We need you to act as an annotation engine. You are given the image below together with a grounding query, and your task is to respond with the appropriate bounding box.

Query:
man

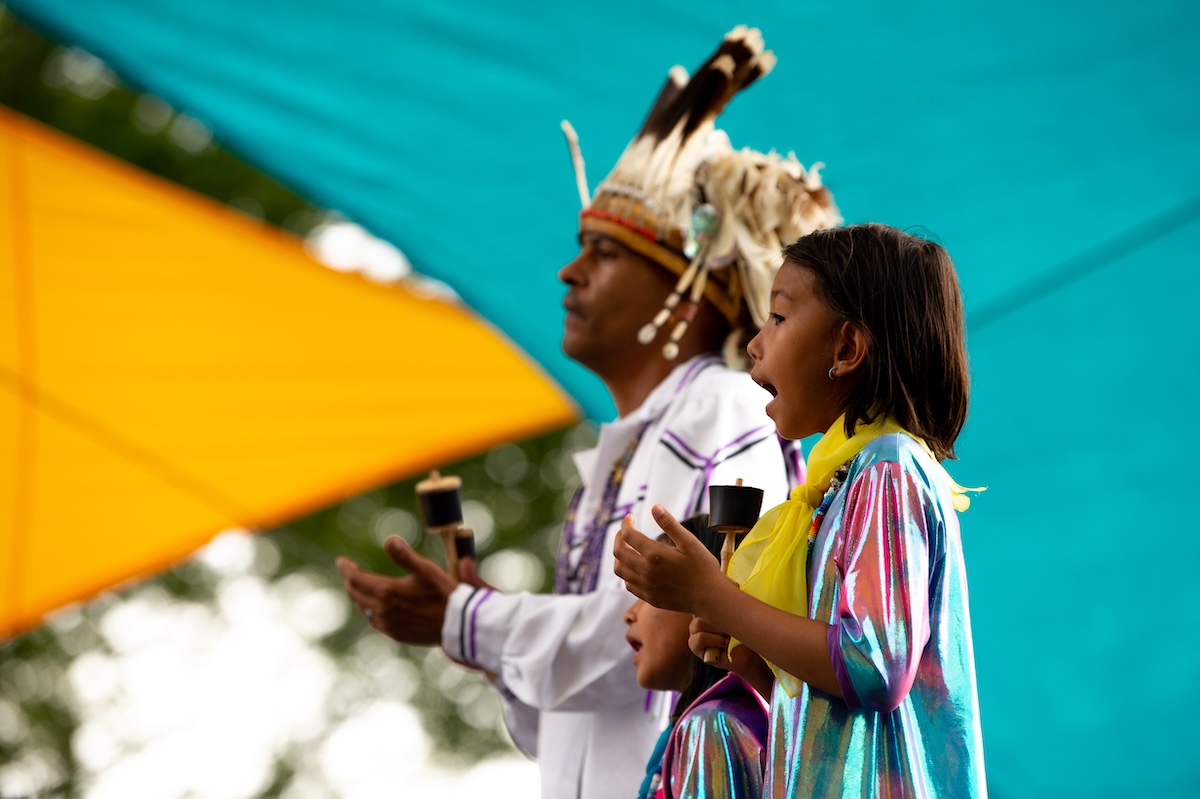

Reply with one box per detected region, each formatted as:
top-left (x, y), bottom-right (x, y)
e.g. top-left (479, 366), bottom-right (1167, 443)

top-left (337, 26), bottom-right (840, 799)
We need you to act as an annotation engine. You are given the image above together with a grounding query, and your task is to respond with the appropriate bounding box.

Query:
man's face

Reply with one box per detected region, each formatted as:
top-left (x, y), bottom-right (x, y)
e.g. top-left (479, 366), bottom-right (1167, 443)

top-left (558, 231), bottom-right (674, 375)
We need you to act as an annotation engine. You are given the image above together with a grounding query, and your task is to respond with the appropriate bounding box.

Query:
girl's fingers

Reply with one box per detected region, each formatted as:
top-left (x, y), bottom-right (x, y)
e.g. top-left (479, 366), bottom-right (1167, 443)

top-left (689, 614), bottom-right (726, 637)
top-left (613, 518), bottom-right (646, 569)
top-left (615, 511), bottom-right (708, 613)
top-left (616, 513), bottom-right (656, 555)
top-left (689, 630), bottom-right (732, 667)
top-left (650, 504), bottom-right (690, 549)
top-left (613, 519), bottom-right (652, 598)
top-left (651, 505), bottom-right (718, 573)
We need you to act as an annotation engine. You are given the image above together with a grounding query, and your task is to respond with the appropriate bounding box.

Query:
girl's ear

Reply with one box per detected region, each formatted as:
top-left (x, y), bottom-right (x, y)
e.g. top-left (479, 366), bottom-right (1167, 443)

top-left (832, 321), bottom-right (869, 377)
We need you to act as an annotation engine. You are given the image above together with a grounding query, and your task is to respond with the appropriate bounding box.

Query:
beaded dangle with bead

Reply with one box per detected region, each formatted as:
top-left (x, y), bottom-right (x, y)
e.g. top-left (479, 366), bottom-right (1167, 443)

top-left (637, 203), bottom-right (723, 360)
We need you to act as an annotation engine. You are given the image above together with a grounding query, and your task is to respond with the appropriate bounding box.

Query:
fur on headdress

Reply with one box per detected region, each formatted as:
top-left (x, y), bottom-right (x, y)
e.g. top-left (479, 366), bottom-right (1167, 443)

top-left (562, 25), bottom-right (841, 367)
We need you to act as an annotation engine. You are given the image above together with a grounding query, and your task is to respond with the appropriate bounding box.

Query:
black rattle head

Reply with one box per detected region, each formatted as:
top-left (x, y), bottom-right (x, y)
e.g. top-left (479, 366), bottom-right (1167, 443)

top-left (415, 470), bottom-right (463, 532)
top-left (708, 482), bottom-right (764, 534)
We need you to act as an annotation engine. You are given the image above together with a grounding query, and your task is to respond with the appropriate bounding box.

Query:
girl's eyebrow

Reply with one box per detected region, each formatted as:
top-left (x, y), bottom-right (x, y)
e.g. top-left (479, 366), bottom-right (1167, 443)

top-left (770, 288), bottom-right (792, 301)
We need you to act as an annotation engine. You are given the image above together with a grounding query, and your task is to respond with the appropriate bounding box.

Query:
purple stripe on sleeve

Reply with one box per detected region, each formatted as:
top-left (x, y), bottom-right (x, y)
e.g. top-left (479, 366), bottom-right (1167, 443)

top-left (827, 622), bottom-right (862, 709)
top-left (468, 589), bottom-right (495, 664)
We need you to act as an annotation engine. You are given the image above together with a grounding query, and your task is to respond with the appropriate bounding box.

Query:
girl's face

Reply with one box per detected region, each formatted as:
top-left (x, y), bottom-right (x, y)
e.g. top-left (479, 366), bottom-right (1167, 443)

top-left (623, 598), bottom-right (694, 692)
top-left (747, 261), bottom-right (844, 440)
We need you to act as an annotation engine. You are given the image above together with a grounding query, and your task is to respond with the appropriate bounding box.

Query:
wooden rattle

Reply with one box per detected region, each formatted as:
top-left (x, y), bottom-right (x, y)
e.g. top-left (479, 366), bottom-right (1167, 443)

top-left (703, 478), bottom-right (764, 664)
top-left (415, 470), bottom-right (472, 574)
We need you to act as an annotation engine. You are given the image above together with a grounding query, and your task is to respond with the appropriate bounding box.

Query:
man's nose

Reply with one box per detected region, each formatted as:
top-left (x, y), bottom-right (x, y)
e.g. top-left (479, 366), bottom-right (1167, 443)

top-left (558, 252), bottom-right (587, 285)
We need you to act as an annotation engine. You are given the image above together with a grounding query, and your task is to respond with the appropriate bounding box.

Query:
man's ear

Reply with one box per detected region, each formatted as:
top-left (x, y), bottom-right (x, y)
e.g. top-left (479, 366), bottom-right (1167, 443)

top-left (832, 321), bottom-right (869, 377)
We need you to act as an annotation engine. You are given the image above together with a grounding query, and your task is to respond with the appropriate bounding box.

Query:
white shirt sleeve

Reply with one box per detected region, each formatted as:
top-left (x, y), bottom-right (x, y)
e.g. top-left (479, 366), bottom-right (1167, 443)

top-left (486, 672), bottom-right (540, 757)
top-left (444, 580), bottom-right (641, 713)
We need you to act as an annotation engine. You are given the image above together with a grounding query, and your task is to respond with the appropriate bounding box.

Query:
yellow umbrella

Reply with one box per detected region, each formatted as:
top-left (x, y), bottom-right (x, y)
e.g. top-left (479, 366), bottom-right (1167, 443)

top-left (0, 107), bottom-right (577, 637)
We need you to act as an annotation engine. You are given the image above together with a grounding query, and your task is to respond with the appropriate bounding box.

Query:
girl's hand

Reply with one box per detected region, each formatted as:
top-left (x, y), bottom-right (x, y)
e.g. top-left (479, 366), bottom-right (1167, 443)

top-left (731, 646), bottom-right (776, 700)
top-left (613, 504), bottom-right (728, 617)
top-left (688, 615), bottom-right (734, 670)
top-left (689, 615), bottom-right (775, 699)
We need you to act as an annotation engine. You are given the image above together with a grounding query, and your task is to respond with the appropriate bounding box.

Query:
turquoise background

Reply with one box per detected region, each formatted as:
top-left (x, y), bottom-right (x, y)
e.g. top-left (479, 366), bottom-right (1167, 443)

top-left (8, 1), bottom-right (1199, 795)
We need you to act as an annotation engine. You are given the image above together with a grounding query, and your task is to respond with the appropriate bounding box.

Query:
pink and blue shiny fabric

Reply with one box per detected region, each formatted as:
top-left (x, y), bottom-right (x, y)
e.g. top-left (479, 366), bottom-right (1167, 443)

top-left (767, 433), bottom-right (986, 798)
top-left (659, 674), bottom-right (769, 799)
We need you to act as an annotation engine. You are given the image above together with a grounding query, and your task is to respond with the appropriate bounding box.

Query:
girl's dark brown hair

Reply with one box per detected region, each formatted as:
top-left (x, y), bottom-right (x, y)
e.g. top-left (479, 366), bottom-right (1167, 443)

top-left (782, 224), bottom-right (970, 460)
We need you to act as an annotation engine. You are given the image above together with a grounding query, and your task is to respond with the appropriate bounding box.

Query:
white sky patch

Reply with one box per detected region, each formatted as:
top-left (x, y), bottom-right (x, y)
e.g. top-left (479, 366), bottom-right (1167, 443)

top-left (304, 216), bottom-right (461, 301)
top-left (305, 219), bottom-right (413, 283)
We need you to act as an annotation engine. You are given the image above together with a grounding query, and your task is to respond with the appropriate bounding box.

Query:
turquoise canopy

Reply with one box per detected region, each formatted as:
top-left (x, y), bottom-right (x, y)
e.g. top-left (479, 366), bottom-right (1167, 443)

top-left (7, 0), bottom-right (1199, 795)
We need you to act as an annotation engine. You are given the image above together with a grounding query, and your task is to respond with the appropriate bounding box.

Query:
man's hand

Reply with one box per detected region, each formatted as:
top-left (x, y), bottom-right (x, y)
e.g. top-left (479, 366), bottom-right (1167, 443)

top-left (455, 555), bottom-right (494, 590)
top-left (337, 537), bottom-right (458, 646)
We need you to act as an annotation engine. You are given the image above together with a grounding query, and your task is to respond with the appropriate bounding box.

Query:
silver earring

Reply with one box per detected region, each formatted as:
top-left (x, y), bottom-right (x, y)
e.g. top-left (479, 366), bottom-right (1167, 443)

top-left (828, 365), bottom-right (837, 380)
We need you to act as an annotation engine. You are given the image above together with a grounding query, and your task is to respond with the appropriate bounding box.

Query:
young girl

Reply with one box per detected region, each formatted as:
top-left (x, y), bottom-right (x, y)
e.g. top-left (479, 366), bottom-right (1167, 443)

top-left (624, 519), bottom-right (769, 799)
top-left (614, 224), bottom-right (987, 798)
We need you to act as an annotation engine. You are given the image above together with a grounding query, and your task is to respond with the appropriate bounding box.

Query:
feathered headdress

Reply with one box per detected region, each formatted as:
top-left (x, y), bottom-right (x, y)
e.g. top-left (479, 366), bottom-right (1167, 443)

top-left (562, 26), bottom-right (841, 367)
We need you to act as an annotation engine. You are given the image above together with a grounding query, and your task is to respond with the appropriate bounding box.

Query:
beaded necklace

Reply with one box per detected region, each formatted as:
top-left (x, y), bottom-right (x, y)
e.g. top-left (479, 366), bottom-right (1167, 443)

top-left (554, 420), bottom-right (652, 595)
top-left (805, 464), bottom-right (850, 576)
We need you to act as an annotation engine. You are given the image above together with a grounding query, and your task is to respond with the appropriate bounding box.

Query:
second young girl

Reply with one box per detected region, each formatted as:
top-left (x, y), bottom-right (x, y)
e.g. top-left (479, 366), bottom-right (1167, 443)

top-left (624, 519), bottom-right (769, 799)
top-left (614, 224), bottom-right (987, 798)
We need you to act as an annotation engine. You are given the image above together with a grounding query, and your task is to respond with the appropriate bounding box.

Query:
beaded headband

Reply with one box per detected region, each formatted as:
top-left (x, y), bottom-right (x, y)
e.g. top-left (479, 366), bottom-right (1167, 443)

top-left (561, 26), bottom-right (841, 367)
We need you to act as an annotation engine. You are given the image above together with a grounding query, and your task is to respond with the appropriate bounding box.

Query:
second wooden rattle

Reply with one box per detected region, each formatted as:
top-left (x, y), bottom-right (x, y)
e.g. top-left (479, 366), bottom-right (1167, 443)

top-left (703, 478), bottom-right (764, 664)
top-left (415, 470), bottom-right (474, 575)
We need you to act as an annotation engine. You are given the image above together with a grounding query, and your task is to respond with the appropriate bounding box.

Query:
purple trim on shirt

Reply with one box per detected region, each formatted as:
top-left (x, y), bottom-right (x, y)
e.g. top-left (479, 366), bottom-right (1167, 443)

top-left (662, 424), bottom-right (773, 513)
top-left (663, 423), bottom-right (771, 466)
top-left (779, 432), bottom-right (806, 486)
top-left (673, 354), bottom-right (722, 396)
top-left (714, 424), bottom-right (773, 458)
top-left (468, 589), bottom-right (495, 664)
top-left (695, 469), bottom-right (712, 514)
top-left (662, 429), bottom-right (707, 463)
top-left (644, 690), bottom-right (654, 712)
top-left (827, 623), bottom-right (862, 709)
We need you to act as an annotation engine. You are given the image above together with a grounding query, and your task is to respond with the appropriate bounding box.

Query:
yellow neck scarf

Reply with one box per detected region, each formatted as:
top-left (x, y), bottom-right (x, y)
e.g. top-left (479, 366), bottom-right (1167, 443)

top-left (726, 414), bottom-right (976, 696)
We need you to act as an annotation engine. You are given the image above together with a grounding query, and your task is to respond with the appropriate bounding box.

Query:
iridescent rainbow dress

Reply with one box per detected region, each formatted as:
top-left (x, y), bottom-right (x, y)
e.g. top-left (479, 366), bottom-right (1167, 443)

top-left (655, 674), bottom-right (769, 799)
top-left (766, 433), bottom-right (987, 798)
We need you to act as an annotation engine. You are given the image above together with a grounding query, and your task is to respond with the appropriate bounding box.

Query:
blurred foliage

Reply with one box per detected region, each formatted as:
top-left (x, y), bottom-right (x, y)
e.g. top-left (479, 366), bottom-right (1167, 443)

top-left (0, 5), bottom-right (585, 797)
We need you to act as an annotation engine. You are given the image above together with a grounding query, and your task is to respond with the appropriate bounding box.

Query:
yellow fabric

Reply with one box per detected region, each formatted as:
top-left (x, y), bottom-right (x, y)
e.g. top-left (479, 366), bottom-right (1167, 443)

top-left (726, 414), bottom-right (976, 694)
top-left (0, 108), bottom-right (578, 638)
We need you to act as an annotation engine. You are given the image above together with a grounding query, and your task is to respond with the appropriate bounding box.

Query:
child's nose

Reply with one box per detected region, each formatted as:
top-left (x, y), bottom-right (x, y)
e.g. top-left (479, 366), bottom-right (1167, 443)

top-left (623, 600), bottom-right (642, 625)
top-left (746, 329), bottom-right (763, 361)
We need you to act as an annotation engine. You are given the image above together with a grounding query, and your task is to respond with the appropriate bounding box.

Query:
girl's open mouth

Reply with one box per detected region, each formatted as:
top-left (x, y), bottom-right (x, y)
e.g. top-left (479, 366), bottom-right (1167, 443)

top-left (750, 373), bottom-right (777, 397)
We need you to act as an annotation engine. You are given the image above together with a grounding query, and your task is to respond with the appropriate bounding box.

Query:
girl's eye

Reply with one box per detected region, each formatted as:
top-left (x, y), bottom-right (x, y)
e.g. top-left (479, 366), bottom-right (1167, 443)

top-left (770, 313), bottom-right (785, 325)
top-left (597, 248), bottom-right (618, 261)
